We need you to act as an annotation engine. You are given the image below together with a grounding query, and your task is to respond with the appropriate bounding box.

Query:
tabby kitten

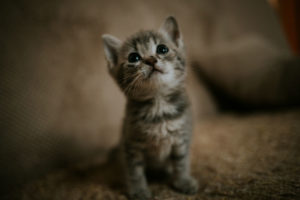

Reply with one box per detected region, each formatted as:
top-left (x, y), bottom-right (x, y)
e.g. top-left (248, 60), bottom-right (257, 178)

top-left (102, 16), bottom-right (198, 199)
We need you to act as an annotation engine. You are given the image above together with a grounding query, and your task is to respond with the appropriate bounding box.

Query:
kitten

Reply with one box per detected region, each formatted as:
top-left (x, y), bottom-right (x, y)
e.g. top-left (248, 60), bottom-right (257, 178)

top-left (102, 16), bottom-right (198, 199)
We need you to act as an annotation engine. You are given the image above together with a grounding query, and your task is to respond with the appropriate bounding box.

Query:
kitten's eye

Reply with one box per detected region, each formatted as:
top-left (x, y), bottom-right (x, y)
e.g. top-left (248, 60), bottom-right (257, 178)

top-left (156, 44), bottom-right (169, 54)
top-left (128, 53), bottom-right (141, 63)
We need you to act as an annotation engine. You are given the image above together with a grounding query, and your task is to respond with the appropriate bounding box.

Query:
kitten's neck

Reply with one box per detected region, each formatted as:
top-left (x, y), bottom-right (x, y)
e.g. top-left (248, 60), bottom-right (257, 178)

top-left (126, 89), bottom-right (188, 124)
top-left (126, 88), bottom-right (188, 111)
top-left (127, 87), bottom-right (186, 104)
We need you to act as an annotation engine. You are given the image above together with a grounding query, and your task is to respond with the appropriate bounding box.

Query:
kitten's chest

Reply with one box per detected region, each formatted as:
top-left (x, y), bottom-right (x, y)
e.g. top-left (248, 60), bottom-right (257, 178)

top-left (129, 95), bottom-right (188, 138)
top-left (125, 95), bottom-right (189, 159)
top-left (140, 117), bottom-right (186, 161)
top-left (143, 96), bottom-right (178, 121)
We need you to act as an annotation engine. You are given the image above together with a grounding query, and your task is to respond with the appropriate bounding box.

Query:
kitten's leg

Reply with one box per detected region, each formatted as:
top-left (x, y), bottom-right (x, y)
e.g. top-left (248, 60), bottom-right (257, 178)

top-left (124, 145), bottom-right (151, 200)
top-left (170, 142), bottom-right (198, 194)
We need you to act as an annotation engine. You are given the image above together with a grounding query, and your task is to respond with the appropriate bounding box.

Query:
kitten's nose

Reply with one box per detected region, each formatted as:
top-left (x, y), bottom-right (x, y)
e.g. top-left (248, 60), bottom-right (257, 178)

top-left (143, 56), bottom-right (157, 67)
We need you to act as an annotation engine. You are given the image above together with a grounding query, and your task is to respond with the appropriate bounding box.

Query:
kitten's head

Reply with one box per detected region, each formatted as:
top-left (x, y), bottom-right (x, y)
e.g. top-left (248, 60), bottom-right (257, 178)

top-left (102, 16), bottom-right (186, 100)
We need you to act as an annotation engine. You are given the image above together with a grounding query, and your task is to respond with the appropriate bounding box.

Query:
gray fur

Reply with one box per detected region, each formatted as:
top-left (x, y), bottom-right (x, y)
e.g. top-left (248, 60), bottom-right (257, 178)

top-left (102, 16), bottom-right (198, 199)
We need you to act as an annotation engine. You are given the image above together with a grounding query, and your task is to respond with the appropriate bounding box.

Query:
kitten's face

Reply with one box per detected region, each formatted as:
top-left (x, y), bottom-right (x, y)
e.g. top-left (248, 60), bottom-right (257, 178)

top-left (103, 16), bottom-right (185, 100)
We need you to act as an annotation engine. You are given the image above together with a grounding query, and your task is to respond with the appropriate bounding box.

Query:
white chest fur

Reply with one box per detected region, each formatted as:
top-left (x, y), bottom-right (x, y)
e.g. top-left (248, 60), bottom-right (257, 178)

top-left (143, 96), bottom-right (178, 121)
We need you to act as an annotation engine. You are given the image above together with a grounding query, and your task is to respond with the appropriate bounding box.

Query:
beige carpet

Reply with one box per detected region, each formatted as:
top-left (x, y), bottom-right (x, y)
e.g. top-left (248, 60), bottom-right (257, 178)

top-left (16, 109), bottom-right (300, 200)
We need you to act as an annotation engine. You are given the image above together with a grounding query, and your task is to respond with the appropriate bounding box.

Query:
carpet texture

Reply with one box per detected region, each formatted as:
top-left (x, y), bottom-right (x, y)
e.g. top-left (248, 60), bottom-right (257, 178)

top-left (16, 109), bottom-right (300, 200)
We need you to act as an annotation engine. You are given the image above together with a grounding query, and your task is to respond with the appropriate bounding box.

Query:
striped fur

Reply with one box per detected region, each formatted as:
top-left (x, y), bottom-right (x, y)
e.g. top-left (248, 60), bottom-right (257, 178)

top-left (102, 16), bottom-right (198, 199)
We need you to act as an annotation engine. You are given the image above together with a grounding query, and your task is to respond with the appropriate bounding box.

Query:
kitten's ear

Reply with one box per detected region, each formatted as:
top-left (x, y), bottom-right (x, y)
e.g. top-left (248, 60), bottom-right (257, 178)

top-left (159, 16), bottom-right (183, 48)
top-left (102, 34), bottom-right (122, 68)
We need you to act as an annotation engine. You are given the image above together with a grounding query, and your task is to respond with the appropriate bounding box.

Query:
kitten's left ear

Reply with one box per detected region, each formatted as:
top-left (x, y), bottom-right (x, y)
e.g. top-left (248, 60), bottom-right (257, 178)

top-left (159, 16), bottom-right (183, 49)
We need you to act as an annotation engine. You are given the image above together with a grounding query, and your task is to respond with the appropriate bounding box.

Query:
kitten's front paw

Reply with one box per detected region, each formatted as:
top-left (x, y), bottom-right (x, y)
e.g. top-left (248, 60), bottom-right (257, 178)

top-left (171, 176), bottom-right (198, 195)
top-left (128, 188), bottom-right (152, 200)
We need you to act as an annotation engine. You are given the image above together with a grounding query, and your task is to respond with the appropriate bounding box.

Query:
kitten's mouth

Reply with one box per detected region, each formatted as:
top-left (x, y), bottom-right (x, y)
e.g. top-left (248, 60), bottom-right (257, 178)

top-left (153, 66), bottom-right (164, 73)
top-left (149, 65), bottom-right (164, 77)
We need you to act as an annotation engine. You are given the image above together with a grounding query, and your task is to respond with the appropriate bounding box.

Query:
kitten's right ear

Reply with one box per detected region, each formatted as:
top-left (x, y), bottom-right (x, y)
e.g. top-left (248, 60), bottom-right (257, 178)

top-left (159, 16), bottom-right (183, 49)
top-left (102, 34), bottom-right (122, 69)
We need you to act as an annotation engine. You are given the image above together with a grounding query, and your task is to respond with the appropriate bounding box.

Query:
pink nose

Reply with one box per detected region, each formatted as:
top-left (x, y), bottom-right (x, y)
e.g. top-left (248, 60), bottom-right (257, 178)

top-left (143, 56), bottom-right (157, 67)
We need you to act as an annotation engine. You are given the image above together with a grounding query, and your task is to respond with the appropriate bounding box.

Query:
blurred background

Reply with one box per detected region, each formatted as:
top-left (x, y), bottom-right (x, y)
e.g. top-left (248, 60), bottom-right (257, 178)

top-left (0, 0), bottom-right (299, 199)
